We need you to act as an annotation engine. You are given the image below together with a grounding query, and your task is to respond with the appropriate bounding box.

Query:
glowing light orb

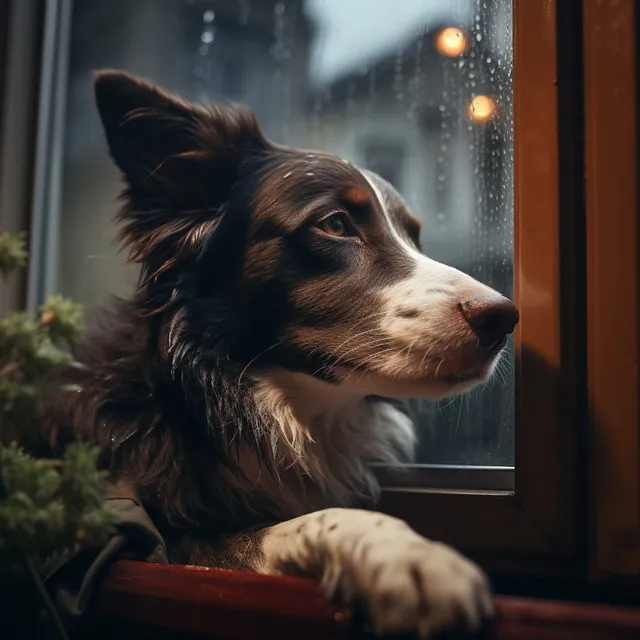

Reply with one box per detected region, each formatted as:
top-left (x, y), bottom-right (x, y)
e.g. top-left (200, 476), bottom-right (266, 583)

top-left (468, 95), bottom-right (497, 124)
top-left (435, 27), bottom-right (467, 57)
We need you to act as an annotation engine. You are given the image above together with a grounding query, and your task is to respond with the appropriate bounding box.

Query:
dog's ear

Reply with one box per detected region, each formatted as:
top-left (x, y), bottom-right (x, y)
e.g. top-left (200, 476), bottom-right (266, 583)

top-left (93, 70), bottom-right (267, 296)
top-left (94, 70), bottom-right (266, 203)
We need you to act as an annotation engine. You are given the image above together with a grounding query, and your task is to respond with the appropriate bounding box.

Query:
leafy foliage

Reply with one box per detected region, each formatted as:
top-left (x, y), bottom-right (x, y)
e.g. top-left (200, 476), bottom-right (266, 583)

top-left (0, 232), bottom-right (115, 637)
top-left (0, 231), bottom-right (28, 276)
top-left (0, 443), bottom-right (115, 559)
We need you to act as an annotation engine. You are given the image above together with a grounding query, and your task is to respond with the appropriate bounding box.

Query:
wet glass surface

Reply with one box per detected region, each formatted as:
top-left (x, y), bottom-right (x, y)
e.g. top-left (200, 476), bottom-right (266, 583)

top-left (57, 0), bottom-right (514, 467)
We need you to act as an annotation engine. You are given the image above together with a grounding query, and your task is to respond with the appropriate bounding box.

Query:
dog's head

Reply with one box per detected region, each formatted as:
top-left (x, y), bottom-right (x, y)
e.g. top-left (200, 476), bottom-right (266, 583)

top-left (94, 71), bottom-right (518, 402)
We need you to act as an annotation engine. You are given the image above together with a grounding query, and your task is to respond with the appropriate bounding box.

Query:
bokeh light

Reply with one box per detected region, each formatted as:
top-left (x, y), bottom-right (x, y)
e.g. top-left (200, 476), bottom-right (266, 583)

top-left (435, 27), bottom-right (467, 57)
top-left (467, 95), bottom-right (497, 124)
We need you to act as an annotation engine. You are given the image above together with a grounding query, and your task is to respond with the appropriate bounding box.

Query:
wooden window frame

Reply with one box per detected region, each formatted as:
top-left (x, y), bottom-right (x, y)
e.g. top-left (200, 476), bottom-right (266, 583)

top-left (4, 0), bottom-right (586, 579)
top-left (1, 0), bottom-right (639, 637)
top-left (584, 0), bottom-right (640, 581)
top-left (380, 0), bottom-right (585, 577)
top-left (381, 0), bottom-right (640, 588)
top-left (92, 560), bottom-right (640, 639)
top-left (1, 0), bottom-right (638, 616)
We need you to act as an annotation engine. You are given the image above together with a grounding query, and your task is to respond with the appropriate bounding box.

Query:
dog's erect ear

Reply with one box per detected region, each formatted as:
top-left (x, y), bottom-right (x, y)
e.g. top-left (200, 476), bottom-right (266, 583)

top-left (94, 70), bottom-right (266, 201)
top-left (93, 70), bottom-right (267, 294)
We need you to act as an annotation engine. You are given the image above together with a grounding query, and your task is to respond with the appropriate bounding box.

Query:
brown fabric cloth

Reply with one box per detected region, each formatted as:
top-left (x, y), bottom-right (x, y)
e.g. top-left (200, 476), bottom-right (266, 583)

top-left (44, 480), bottom-right (168, 617)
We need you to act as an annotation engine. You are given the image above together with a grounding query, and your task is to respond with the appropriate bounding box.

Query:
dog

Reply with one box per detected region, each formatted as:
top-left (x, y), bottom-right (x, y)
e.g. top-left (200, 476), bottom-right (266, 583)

top-left (45, 70), bottom-right (518, 638)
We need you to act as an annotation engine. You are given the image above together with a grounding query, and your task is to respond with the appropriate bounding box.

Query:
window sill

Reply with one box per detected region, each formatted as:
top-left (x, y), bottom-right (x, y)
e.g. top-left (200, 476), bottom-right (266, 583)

top-left (93, 561), bottom-right (640, 639)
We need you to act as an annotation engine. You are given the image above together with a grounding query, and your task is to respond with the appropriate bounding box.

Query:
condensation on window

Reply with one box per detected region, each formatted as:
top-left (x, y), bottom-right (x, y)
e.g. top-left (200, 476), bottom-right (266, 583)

top-left (59, 0), bottom-right (514, 467)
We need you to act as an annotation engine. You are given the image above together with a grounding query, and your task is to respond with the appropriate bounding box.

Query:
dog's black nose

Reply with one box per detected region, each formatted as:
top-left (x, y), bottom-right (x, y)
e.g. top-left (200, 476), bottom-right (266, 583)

top-left (460, 294), bottom-right (519, 349)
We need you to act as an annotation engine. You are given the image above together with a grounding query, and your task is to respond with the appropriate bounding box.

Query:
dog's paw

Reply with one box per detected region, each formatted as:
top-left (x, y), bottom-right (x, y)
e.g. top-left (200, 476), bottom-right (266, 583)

top-left (333, 531), bottom-right (493, 638)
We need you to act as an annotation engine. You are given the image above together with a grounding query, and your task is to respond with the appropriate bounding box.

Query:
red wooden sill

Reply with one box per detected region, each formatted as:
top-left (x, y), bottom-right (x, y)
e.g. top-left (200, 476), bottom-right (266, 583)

top-left (96, 560), bottom-right (640, 639)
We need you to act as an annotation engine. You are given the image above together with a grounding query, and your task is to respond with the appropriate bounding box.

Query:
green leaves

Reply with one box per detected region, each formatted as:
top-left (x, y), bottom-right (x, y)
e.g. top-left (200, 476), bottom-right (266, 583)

top-left (0, 230), bottom-right (114, 635)
top-left (39, 296), bottom-right (85, 344)
top-left (0, 232), bottom-right (28, 276)
top-left (0, 295), bottom-right (85, 427)
top-left (0, 443), bottom-right (117, 558)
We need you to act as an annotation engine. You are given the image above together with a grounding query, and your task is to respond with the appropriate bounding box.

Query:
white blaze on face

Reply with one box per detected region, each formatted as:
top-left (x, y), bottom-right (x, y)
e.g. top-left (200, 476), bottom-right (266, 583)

top-left (358, 169), bottom-right (501, 375)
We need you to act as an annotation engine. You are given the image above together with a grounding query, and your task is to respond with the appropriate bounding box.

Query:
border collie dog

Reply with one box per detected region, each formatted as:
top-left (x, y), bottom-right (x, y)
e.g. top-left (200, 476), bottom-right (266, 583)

top-left (48, 71), bottom-right (518, 637)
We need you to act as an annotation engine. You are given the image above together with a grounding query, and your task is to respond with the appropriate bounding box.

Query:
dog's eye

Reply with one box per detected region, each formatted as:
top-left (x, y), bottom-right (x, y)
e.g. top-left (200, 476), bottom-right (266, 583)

top-left (317, 212), bottom-right (351, 237)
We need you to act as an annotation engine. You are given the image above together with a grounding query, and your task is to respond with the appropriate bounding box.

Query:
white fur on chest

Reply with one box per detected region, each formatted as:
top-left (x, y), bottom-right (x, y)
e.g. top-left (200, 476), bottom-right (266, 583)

top-left (219, 372), bottom-right (415, 519)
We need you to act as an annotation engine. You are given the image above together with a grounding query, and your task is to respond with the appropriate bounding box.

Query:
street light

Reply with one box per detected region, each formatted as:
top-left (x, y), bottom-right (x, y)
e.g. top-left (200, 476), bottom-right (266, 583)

top-left (467, 95), bottom-right (497, 124)
top-left (435, 27), bottom-right (468, 57)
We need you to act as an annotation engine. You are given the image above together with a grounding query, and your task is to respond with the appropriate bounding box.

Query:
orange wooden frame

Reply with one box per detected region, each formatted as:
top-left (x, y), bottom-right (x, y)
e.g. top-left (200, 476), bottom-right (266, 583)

top-left (93, 561), bottom-right (640, 639)
top-left (584, 0), bottom-right (640, 580)
top-left (380, 0), bottom-right (582, 576)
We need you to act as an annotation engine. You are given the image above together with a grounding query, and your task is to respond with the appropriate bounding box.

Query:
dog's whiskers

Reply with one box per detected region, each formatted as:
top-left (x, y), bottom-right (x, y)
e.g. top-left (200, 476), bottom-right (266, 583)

top-left (402, 338), bottom-right (418, 368)
top-left (345, 347), bottom-right (401, 380)
top-left (305, 313), bottom-right (388, 360)
top-left (309, 336), bottom-right (394, 377)
top-left (325, 336), bottom-right (394, 371)
top-left (313, 339), bottom-right (391, 376)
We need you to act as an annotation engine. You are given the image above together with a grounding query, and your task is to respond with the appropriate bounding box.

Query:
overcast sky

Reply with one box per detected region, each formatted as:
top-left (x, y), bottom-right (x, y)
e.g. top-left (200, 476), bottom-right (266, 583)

top-left (305, 0), bottom-right (473, 82)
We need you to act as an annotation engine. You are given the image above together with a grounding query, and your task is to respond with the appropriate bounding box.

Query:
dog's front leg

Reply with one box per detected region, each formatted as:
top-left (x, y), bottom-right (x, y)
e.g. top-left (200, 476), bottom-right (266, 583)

top-left (214, 508), bottom-right (493, 638)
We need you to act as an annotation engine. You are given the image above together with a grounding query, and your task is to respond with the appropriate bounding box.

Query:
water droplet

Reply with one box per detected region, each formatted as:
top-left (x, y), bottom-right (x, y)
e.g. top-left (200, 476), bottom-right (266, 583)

top-left (202, 10), bottom-right (215, 23)
top-left (201, 30), bottom-right (215, 44)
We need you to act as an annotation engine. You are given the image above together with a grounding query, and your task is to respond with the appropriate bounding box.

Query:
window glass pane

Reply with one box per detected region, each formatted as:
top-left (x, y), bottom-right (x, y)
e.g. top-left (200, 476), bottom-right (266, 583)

top-left (57, 0), bottom-right (514, 469)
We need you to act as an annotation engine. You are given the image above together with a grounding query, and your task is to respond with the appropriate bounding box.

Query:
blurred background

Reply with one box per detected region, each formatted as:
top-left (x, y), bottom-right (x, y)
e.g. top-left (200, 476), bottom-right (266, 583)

top-left (39, 0), bottom-right (514, 467)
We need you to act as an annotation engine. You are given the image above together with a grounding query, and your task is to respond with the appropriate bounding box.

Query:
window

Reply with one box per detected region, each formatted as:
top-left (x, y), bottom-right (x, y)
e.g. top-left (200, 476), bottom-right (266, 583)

top-left (33, 0), bottom-right (517, 484)
top-left (3, 0), bottom-right (639, 593)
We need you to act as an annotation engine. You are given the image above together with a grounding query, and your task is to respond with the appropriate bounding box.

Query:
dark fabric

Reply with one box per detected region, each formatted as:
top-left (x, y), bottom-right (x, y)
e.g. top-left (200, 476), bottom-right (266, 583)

top-left (44, 480), bottom-right (168, 616)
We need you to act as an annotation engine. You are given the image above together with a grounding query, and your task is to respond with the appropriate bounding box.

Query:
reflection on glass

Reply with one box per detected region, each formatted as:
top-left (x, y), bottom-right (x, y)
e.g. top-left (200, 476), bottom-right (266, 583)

top-left (57, 0), bottom-right (514, 467)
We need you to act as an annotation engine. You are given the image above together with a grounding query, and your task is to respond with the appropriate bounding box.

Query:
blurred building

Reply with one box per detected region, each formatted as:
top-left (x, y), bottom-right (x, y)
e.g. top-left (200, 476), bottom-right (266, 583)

top-left (306, 20), bottom-right (513, 294)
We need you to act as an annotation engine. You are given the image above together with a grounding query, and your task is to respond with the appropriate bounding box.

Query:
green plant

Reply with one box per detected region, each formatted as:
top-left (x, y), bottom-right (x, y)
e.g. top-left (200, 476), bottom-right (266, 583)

top-left (0, 231), bottom-right (116, 638)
